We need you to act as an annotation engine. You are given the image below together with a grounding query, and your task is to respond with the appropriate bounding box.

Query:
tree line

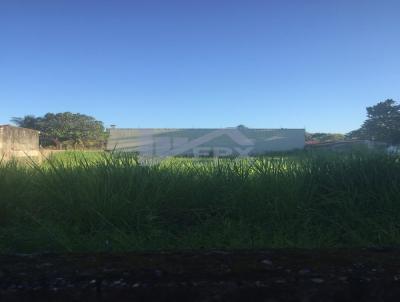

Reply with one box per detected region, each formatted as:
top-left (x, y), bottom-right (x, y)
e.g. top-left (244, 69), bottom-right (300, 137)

top-left (11, 99), bottom-right (400, 149)
top-left (12, 112), bottom-right (107, 149)
top-left (347, 99), bottom-right (400, 145)
top-left (306, 99), bottom-right (400, 145)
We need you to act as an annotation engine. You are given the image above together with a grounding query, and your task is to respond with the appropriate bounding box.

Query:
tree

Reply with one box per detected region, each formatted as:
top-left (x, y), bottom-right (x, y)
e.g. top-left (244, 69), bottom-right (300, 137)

top-left (347, 99), bottom-right (400, 145)
top-left (11, 115), bottom-right (41, 130)
top-left (12, 112), bottom-right (107, 149)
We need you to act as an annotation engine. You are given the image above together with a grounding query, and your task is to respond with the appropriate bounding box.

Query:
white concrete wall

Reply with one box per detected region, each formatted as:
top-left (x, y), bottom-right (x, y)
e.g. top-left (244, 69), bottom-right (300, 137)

top-left (107, 128), bottom-right (305, 157)
top-left (0, 125), bottom-right (40, 160)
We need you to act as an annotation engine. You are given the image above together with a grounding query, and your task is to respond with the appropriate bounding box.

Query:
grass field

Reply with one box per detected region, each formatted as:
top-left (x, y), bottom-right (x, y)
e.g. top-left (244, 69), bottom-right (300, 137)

top-left (1, 150), bottom-right (400, 253)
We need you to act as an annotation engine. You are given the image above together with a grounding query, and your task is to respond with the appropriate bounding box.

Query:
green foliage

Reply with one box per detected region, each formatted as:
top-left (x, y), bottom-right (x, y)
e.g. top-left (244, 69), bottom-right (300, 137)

top-left (348, 99), bottom-right (400, 144)
top-left (1, 151), bottom-right (400, 253)
top-left (12, 112), bottom-right (107, 149)
top-left (11, 115), bottom-right (38, 129)
top-left (306, 132), bottom-right (345, 142)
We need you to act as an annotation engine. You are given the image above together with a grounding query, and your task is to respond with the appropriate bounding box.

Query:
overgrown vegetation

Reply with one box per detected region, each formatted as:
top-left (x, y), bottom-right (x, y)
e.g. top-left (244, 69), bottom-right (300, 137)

top-left (1, 151), bottom-right (400, 253)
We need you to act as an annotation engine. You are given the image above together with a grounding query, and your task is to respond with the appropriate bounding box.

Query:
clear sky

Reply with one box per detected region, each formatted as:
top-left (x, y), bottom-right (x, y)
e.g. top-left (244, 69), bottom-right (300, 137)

top-left (1, 0), bottom-right (399, 133)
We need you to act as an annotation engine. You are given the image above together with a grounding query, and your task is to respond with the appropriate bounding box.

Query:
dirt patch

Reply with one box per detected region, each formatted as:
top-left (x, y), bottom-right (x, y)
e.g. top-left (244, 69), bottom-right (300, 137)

top-left (1, 249), bottom-right (400, 301)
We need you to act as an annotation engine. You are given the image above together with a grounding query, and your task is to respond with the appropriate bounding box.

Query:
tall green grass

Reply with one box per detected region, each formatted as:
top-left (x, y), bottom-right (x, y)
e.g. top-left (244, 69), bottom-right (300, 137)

top-left (1, 151), bottom-right (400, 253)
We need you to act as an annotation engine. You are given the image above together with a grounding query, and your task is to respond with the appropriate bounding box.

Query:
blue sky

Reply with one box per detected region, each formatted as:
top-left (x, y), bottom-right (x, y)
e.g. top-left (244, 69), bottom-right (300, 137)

top-left (1, 0), bottom-right (399, 133)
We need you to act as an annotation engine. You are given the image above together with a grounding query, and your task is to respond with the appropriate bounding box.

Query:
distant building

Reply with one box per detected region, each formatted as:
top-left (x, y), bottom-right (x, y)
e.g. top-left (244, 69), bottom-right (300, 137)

top-left (0, 125), bottom-right (40, 160)
top-left (107, 127), bottom-right (305, 157)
